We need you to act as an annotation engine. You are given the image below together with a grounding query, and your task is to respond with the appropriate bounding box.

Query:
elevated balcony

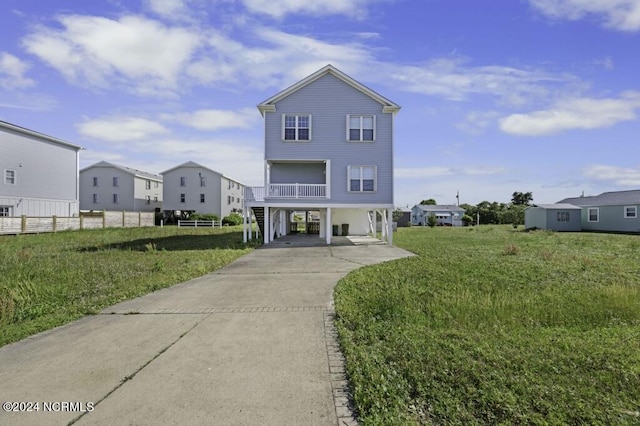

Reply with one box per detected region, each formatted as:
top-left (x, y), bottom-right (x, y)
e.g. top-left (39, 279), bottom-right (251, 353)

top-left (245, 184), bottom-right (327, 202)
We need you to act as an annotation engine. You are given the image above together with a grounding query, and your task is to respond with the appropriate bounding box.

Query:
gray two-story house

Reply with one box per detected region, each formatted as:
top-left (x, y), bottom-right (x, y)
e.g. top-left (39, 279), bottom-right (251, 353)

top-left (243, 65), bottom-right (400, 245)
top-left (80, 161), bottom-right (163, 212)
top-left (162, 161), bottom-right (244, 220)
top-left (1, 121), bottom-right (82, 217)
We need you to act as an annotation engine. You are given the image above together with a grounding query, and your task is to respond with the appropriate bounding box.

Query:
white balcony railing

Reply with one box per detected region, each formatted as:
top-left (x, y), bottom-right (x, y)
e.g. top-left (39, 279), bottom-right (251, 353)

top-left (245, 184), bottom-right (327, 202)
top-left (245, 186), bottom-right (265, 202)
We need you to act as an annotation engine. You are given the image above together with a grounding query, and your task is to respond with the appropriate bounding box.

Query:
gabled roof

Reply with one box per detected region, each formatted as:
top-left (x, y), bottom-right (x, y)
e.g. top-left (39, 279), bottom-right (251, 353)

top-left (413, 204), bottom-right (466, 212)
top-left (160, 161), bottom-right (243, 184)
top-left (530, 203), bottom-right (581, 210)
top-left (257, 64), bottom-right (401, 116)
top-left (0, 120), bottom-right (82, 151)
top-left (557, 189), bottom-right (640, 206)
top-left (81, 161), bottom-right (161, 180)
top-left (160, 161), bottom-right (223, 176)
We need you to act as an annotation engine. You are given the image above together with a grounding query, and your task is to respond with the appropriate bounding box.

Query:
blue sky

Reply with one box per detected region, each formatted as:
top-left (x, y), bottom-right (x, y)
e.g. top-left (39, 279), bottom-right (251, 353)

top-left (1, 0), bottom-right (640, 208)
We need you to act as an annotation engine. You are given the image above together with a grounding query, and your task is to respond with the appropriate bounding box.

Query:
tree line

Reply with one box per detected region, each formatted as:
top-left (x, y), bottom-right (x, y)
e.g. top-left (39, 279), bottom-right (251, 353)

top-left (420, 192), bottom-right (534, 226)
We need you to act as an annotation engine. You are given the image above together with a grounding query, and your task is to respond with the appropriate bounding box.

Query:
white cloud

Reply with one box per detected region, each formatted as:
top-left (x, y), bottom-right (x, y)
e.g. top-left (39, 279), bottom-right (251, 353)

top-left (583, 164), bottom-right (640, 186)
top-left (499, 92), bottom-right (640, 136)
top-left (77, 117), bottom-right (169, 142)
top-left (162, 108), bottom-right (260, 131)
top-left (239, 0), bottom-right (374, 19)
top-left (22, 15), bottom-right (200, 95)
top-left (0, 52), bottom-right (35, 90)
top-left (529, 0), bottom-right (640, 31)
top-left (145, 0), bottom-right (191, 20)
top-left (456, 110), bottom-right (501, 135)
top-left (187, 27), bottom-right (374, 90)
top-left (380, 58), bottom-right (566, 105)
top-left (396, 166), bottom-right (506, 179)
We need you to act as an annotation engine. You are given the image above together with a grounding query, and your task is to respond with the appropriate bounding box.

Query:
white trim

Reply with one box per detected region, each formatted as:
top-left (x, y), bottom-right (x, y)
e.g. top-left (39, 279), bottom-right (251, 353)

top-left (347, 165), bottom-right (377, 193)
top-left (587, 207), bottom-right (599, 222)
top-left (257, 65), bottom-right (400, 115)
top-left (624, 205), bottom-right (637, 218)
top-left (282, 113), bottom-right (311, 142)
top-left (4, 169), bottom-right (16, 185)
top-left (346, 114), bottom-right (376, 142)
top-left (246, 202), bottom-right (393, 209)
top-left (0, 120), bottom-right (83, 150)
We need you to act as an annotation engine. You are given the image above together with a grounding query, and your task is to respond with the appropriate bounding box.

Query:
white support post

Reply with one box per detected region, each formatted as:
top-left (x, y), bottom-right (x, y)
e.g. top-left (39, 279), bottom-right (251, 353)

top-left (387, 207), bottom-right (393, 245)
top-left (264, 207), bottom-right (270, 244)
top-left (373, 211), bottom-right (377, 238)
top-left (243, 210), bottom-right (247, 243)
top-left (326, 207), bottom-right (332, 245)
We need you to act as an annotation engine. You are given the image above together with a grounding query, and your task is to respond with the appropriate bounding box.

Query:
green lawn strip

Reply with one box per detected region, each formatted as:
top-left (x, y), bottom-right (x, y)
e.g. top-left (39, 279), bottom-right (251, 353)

top-left (335, 226), bottom-right (640, 425)
top-left (0, 226), bottom-right (258, 347)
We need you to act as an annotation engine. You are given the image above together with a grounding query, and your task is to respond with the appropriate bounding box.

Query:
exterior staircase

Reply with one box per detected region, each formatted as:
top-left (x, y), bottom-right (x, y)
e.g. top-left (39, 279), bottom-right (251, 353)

top-left (251, 207), bottom-right (265, 240)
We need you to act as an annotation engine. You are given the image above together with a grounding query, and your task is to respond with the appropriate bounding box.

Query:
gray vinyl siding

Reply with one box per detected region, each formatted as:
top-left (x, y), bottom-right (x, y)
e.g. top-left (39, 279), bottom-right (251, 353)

top-left (80, 169), bottom-right (134, 211)
top-left (163, 167), bottom-right (222, 215)
top-left (162, 165), bottom-right (244, 217)
top-left (524, 207), bottom-right (547, 230)
top-left (546, 209), bottom-right (581, 231)
top-left (270, 163), bottom-right (325, 184)
top-left (525, 207), bottom-right (581, 231)
top-left (265, 74), bottom-right (393, 205)
top-left (1, 127), bottom-right (79, 216)
top-left (581, 205), bottom-right (640, 233)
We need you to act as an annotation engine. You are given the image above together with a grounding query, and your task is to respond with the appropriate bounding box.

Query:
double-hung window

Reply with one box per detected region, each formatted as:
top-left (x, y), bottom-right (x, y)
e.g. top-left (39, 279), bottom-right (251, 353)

top-left (113, 194), bottom-right (119, 204)
top-left (200, 176), bottom-right (206, 187)
top-left (347, 115), bottom-right (375, 142)
top-left (283, 114), bottom-right (311, 141)
top-left (180, 176), bottom-right (186, 187)
top-left (92, 194), bottom-right (99, 204)
top-left (348, 165), bottom-right (376, 192)
top-left (93, 177), bottom-right (99, 187)
top-left (4, 169), bottom-right (16, 185)
top-left (624, 206), bottom-right (637, 218)
top-left (113, 177), bottom-right (119, 187)
top-left (180, 193), bottom-right (186, 203)
top-left (0, 206), bottom-right (10, 216)
top-left (588, 208), bottom-right (599, 222)
top-left (200, 194), bottom-right (206, 203)
top-left (145, 180), bottom-right (151, 190)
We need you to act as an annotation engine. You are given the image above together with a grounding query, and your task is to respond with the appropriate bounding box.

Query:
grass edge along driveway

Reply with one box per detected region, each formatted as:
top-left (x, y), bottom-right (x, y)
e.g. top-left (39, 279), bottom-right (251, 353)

top-left (0, 226), bottom-right (258, 347)
top-left (335, 226), bottom-right (640, 425)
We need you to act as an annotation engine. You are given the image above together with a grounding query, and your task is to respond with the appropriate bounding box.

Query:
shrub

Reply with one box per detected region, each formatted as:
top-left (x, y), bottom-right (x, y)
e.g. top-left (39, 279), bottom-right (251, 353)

top-left (461, 214), bottom-right (474, 226)
top-left (427, 214), bottom-right (437, 228)
top-left (190, 213), bottom-right (220, 221)
top-left (222, 213), bottom-right (243, 226)
top-left (503, 243), bottom-right (521, 255)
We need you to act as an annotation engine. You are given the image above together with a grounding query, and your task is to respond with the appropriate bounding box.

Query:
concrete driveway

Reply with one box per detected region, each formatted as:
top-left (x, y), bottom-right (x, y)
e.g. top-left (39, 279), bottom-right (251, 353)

top-left (0, 238), bottom-right (413, 425)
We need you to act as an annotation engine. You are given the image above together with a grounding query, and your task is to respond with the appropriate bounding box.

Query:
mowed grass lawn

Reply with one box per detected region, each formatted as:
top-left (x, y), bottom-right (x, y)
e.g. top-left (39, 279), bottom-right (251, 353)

top-left (0, 226), bottom-right (257, 347)
top-left (335, 226), bottom-right (640, 425)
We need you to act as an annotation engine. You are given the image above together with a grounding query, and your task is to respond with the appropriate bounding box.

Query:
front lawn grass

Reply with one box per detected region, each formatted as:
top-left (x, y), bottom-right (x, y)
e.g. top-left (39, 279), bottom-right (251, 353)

top-left (335, 226), bottom-right (640, 425)
top-left (0, 226), bottom-right (257, 347)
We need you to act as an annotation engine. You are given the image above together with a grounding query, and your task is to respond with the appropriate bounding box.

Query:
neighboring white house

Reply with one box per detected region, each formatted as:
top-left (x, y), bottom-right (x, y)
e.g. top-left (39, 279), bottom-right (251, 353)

top-left (411, 204), bottom-right (465, 226)
top-left (243, 64), bottom-right (401, 245)
top-left (161, 161), bottom-right (244, 219)
top-left (0, 120), bottom-right (82, 217)
top-left (80, 161), bottom-right (162, 212)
